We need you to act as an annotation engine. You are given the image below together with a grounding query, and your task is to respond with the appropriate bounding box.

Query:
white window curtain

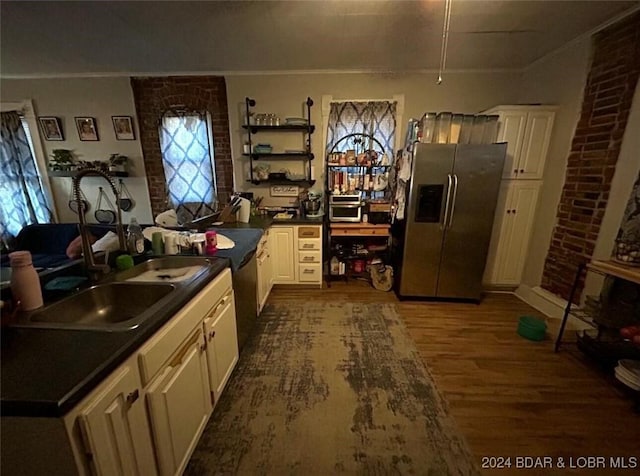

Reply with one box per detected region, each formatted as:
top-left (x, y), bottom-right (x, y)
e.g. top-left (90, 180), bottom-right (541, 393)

top-left (159, 111), bottom-right (217, 223)
top-left (0, 111), bottom-right (52, 241)
top-left (325, 101), bottom-right (396, 157)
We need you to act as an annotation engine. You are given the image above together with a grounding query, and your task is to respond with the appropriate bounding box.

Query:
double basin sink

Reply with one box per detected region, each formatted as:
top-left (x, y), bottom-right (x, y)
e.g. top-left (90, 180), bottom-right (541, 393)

top-left (13, 256), bottom-right (217, 332)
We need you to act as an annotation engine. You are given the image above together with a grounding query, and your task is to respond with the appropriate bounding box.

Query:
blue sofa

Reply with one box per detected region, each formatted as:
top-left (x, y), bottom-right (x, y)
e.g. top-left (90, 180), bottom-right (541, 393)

top-left (1, 224), bottom-right (114, 270)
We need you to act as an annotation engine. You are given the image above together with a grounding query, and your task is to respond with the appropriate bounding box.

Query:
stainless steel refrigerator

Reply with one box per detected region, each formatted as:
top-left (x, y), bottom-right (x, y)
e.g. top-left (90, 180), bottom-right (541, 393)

top-left (395, 143), bottom-right (506, 301)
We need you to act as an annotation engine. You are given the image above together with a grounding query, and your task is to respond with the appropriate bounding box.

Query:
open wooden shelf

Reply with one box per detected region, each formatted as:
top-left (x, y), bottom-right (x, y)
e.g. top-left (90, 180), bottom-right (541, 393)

top-left (589, 260), bottom-right (640, 285)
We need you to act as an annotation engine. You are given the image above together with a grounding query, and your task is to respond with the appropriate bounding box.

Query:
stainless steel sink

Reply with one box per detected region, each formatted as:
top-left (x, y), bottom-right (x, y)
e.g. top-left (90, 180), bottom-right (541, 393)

top-left (114, 256), bottom-right (213, 283)
top-left (16, 282), bottom-right (175, 331)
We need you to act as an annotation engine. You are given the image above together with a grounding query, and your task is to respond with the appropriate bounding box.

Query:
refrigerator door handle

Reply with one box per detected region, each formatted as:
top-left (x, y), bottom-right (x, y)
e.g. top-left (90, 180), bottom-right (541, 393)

top-left (448, 174), bottom-right (459, 229)
top-left (441, 174), bottom-right (453, 230)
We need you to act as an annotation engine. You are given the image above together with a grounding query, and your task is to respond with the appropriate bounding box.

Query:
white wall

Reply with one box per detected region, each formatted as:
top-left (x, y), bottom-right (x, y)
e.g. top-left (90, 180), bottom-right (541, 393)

top-left (225, 71), bottom-right (521, 206)
top-left (0, 77), bottom-right (153, 224)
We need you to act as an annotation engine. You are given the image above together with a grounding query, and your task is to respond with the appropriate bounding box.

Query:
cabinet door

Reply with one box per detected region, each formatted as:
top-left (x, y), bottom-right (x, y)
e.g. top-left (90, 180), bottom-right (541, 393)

top-left (265, 241), bottom-right (274, 297)
top-left (483, 182), bottom-right (512, 286)
top-left (272, 227), bottom-right (296, 283)
top-left (496, 111), bottom-right (527, 179)
top-left (79, 365), bottom-right (156, 476)
top-left (517, 111), bottom-right (554, 180)
top-left (147, 329), bottom-right (212, 476)
top-left (204, 292), bottom-right (238, 404)
top-left (256, 250), bottom-right (266, 313)
top-left (490, 182), bottom-right (541, 286)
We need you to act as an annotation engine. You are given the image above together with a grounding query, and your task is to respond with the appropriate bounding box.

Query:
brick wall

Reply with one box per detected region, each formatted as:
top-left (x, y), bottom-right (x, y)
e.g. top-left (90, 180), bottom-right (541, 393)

top-left (130, 76), bottom-right (233, 218)
top-left (541, 12), bottom-right (640, 301)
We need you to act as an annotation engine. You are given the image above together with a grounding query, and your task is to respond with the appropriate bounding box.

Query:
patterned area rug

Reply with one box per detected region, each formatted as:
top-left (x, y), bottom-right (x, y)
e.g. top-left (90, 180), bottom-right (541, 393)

top-left (186, 302), bottom-right (479, 475)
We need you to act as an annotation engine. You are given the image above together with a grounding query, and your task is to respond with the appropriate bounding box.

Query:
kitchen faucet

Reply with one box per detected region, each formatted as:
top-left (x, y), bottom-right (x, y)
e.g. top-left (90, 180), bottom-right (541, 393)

top-left (72, 168), bottom-right (127, 277)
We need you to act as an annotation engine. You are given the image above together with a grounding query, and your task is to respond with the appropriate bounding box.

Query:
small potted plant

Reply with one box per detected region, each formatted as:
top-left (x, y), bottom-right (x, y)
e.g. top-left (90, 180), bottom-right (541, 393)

top-left (108, 154), bottom-right (129, 173)
top-left (49, 149), bottom-right (75, 171)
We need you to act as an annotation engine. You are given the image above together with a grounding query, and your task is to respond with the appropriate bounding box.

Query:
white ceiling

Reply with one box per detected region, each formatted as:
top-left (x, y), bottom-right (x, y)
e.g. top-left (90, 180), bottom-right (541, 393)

top-left (1, 0), bottom-right (638, 77)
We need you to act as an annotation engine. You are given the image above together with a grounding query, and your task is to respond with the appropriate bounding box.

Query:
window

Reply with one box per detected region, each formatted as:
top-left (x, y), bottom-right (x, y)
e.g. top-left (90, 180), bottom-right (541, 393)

top-left (159, 111), bottom-right (217, 222)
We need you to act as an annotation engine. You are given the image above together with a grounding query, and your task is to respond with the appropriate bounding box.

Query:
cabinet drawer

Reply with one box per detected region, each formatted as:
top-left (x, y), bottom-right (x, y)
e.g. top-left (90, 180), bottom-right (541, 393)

top-left (298, 250), bottom-right (321, 263)
top-left (331, 227), bottom-right (389, 236)
top-left (298, 226), bottom-right (320, 239)
top-left (138, 268), bottom-right (232, 386)
top-left (298, 263), bottom-right (322, 282)
top-left (298, 238), bottom-right (321, 251)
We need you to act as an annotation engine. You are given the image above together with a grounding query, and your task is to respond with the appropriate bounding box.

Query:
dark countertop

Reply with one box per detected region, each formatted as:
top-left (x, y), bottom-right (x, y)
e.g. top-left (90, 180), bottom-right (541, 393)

top-left (211, 228), bottom-right (263, 271)
top-left (0, 257), bottom-right (230, 418)
top-left (216, 215), bottom-right (324, 229)
top-left (0, 218), bottom-right (325, 419)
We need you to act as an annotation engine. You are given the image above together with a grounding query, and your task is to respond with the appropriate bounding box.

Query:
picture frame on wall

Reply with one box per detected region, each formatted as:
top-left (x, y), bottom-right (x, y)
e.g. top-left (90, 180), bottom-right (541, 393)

top-left (38, 116), bottom-right (64, 141)
top-left (75, 117), bottom-right (99, 141)
top-left (112, 116), bottom-right (135, 140)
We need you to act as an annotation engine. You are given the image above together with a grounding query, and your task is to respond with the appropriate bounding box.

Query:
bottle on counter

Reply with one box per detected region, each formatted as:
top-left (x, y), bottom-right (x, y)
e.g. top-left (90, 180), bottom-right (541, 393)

top-left (126, 217), bottom-right (145, 255)
top-left (205, 230), bottom-right (218, 256)
top-left (9, 251), bottom-right (43, 311)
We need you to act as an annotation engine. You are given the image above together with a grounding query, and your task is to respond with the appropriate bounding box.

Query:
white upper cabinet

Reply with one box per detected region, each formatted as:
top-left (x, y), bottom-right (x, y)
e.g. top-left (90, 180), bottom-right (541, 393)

top-left (485, 106), bottom-right (556, 180)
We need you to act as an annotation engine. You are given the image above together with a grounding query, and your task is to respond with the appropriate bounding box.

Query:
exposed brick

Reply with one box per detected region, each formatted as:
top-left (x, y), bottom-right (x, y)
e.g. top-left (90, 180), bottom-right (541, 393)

top-left (542, 11), bottom-right (640, 303)
top-left (131, 76), bottom-right (234, 216)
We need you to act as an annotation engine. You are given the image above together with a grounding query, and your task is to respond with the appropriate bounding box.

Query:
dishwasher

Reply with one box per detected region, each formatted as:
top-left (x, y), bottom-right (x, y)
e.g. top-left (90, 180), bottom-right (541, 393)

top-left (232, 250), bottom-right (257, 351)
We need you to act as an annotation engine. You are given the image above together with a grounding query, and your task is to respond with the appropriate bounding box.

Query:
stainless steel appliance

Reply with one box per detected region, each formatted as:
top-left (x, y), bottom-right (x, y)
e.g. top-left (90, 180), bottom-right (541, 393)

top-left (329, 193), bottom-right (362, 222)
top-left (395, 143), bottom-right (506, 301)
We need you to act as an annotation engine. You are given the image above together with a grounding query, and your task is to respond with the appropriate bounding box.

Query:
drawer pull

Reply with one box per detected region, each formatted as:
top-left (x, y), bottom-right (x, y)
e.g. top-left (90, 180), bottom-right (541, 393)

top-left (169, 331), bottom-right (202, 367)
top-left (208, 293), bottom-right (231, 318)
top-left (126, 389), bottom-right (139, 407)
top-left (303, 269), bottom-right (315, 274)
top-left (302, 256), bottom-right (315, 261)
top-left (303, 244), bottom-right (313, 249)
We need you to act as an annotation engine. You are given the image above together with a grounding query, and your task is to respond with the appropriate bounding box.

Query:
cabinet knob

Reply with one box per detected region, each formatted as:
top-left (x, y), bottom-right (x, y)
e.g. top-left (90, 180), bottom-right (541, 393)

top-left (126, 389), bottom-right (139, 407)
top-left (512, 209), bottom-right (517, 215)
top-left (507, 210), bottom-right (512, 214)
top-left (520, 169), bottom-right (525, 173)
top-left (514, 169), bottom-right (518, 175)
top-left (209, 330), bottom-right (216, 340)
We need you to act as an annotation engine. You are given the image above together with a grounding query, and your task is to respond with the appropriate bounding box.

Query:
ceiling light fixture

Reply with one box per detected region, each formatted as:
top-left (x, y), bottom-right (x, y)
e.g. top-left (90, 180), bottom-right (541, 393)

top-left (437, 0), bottom-right (453, 85)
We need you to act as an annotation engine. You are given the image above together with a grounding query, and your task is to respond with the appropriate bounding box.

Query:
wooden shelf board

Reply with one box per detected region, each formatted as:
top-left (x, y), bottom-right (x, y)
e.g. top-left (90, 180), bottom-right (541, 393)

top-left (588, 260), bottom-right (640, 285)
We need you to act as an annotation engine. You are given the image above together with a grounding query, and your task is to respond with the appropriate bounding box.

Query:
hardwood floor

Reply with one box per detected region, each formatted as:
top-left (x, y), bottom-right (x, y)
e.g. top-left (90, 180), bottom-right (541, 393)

top-left (269, 281), bottom-right (639, 475)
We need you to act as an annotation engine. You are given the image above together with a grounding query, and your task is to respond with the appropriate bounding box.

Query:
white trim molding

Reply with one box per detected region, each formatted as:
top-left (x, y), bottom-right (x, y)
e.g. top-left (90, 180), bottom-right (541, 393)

top-left (515, 284), bottom-right (566, 319)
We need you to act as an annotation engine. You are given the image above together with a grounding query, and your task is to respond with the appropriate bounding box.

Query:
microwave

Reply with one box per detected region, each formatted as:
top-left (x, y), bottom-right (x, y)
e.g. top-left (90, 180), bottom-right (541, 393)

top-left (329, 194), bottom-right (362, 222)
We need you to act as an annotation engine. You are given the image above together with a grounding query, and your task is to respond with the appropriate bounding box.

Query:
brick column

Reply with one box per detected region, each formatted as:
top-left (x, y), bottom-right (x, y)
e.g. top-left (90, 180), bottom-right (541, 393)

top-left (130, 76), bottom-right (234, 218)
top-left (541, 12), bottom-right (640, 301)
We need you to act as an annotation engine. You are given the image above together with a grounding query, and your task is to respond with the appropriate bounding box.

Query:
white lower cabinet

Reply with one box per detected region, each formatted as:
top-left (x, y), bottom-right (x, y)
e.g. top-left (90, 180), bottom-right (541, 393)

top-left (256, 230), bottom-right (273, 314)
top-left (76, 363), bottom-right (157, 476)
top-left (42, 268), bottom-right (238, 476)
top-left (270, 225), bottom-right (323, 287)
top-left (146, 327), bottom-right (212, 476)
top-left (484, 180), bottom-right (541, 286)
top-left (203, 289), bottom-right (238, 404)
top-left (271, 226), bottom-right (296, 283)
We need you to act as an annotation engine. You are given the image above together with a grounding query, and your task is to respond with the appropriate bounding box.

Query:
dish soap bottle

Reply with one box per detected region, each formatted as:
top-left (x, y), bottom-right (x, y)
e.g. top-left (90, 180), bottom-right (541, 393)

top-left (127, 217), bottom-right (145, 255)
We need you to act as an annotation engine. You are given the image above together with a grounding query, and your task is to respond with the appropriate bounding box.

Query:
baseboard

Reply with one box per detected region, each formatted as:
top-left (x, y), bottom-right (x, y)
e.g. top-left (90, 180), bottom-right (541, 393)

top-left (515, 284), bottom-right (566, 319)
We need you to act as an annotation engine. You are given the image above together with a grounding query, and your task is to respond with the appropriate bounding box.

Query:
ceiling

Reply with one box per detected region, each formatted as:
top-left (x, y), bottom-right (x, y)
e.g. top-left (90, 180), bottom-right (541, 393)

top-left (1, 0), bottom-right (638, 77)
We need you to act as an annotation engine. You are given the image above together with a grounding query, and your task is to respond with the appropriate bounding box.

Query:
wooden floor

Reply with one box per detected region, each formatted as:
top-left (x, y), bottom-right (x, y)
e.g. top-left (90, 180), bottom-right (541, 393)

top-left (269, 281), bottom-right (639, 475)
